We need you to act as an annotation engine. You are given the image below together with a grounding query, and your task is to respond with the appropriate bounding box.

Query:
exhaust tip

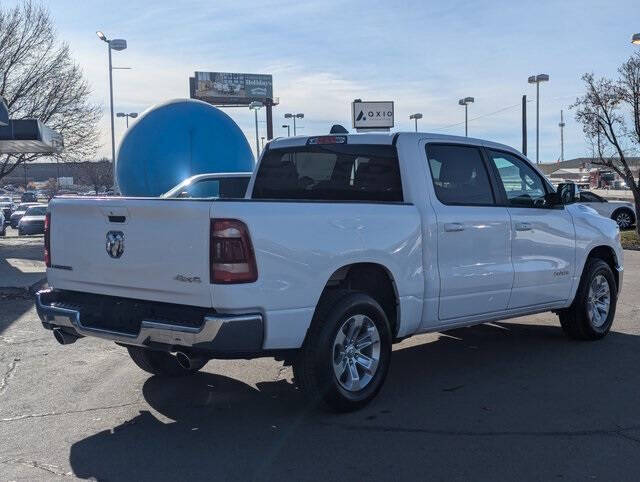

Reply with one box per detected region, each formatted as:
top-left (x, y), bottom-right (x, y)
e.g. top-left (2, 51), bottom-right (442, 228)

top-left (175, 351), bottom-right (192, 370)
top-left (53, 327), bottom-right (77, 345)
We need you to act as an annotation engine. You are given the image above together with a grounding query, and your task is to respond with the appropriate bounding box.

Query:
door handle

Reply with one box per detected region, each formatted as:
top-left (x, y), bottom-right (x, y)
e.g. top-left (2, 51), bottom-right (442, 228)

top-left (444, 223), bottom-right (465, 232)
top-left (515, 222), bottom-right (532, 231)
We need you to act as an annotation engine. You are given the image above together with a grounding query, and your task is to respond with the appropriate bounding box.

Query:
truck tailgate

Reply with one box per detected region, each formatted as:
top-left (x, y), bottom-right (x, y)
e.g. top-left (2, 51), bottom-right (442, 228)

top-left (47, 197), bottom-right (213, 307)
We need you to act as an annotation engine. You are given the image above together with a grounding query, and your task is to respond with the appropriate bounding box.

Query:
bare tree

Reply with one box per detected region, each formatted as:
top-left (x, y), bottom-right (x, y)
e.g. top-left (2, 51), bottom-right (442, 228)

top-left (0, 1), bottom-right (101, 183)
top-left (573, 53), bottom-right (640, 235)
top-left (77, 159), bottom-right (113, 194)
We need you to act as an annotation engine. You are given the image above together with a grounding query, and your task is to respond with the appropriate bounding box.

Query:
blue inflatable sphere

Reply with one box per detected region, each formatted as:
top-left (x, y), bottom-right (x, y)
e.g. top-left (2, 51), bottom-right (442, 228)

top-left (116, 99), bottom-right (254, 196)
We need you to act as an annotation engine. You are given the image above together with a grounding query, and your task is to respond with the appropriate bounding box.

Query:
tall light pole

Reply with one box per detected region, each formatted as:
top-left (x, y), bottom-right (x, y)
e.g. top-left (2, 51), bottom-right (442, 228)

top-left (458, 97), bottom-right (474, 136)
top-left (528, 73), bottom-right (549, 164)
top-left (116, 112), bottom-right (138, 128)
top-left (249, 101), bottom-right (263, 157)
top-left (282, 124), bottom-right (290, 136)
top-left (558, 109), bottom-right (565, 162)
top-left (409, 113), bottom-right (423, 132)
top-left (632, 33), bottom-right (640, 45)
top-left (284, 113), bottom-right (304, 135)
top-left (97, 31), bottom-right (127, 184)
top-left (261, 136), bottom-right (265, 151)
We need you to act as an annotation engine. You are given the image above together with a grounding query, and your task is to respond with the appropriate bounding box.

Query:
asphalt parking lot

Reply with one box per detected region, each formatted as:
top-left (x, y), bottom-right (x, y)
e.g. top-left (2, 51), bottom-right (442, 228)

top-left (1, 242), bottom-right (640, 480)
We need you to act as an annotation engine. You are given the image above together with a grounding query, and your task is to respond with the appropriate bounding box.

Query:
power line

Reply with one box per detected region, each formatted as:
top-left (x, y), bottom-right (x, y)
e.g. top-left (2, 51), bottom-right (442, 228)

top-left (430, 94), bottom-right (580, 133)
top-left (431, 99), bottom-right (535, 132)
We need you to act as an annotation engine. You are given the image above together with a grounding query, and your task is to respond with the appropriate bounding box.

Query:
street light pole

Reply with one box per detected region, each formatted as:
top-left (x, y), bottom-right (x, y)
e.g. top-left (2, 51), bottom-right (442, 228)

top-left (528, 74), bottom-right (549, 164)
top-left (458, 97), bottom-right (474, 136)
top-left (282, 124), bottom-right (290, 136)
top-left (249, 102), bottom-right (263, 157)
top-left (409, 113), bottom-right (423, 132)
top-left (117, 112), bottom-right (138, 128)
top-left (107, 43), bottom-right (115, 168)
top-left (284, 113), bottom-right (304, 136)
top-left (97, 31), bottom-right (127, 188)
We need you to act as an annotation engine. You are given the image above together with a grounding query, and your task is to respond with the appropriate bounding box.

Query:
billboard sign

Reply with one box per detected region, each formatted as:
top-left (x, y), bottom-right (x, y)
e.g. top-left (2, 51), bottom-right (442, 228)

top-left (191, 71), bottom-right (273, 105)
top-left (352, 101), bottom-right (394, 130)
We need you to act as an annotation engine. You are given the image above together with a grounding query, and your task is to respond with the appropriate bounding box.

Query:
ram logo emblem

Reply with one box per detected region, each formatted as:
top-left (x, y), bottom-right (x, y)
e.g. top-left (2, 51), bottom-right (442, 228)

top-left (106, 231), bottom-right (125, 259)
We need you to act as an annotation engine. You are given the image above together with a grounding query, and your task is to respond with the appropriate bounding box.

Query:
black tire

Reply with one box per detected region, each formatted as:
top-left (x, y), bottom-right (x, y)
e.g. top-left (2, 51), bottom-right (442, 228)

top-left (612, 208), bottom-right (635, 230)
top-left (127, 346), bottom-right (206, 377)
top-left (293, 290), bottom-right (392, 412)
top-left (559, 259), bottom-right (617, 340)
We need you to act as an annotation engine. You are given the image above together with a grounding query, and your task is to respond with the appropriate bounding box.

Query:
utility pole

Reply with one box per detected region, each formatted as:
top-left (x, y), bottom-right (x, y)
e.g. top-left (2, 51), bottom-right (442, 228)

top-left (558, 109), bottom-right (565, 162)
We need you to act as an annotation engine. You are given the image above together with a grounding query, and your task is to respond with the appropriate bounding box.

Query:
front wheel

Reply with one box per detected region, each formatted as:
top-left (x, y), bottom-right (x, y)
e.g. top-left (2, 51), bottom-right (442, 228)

top-left (127, 346), bottom-right (206, 377)
top-left (293, 290), bottom-right (392, 412)
top-left (559, 259), bottom-right (617, 340)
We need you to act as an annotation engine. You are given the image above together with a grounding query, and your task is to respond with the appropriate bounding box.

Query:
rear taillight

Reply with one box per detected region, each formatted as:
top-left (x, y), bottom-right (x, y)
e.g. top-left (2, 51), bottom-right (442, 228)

top-left (210, 219), bottom-right (257, 284)
top-left (44, 212), bottom-right (51, 268)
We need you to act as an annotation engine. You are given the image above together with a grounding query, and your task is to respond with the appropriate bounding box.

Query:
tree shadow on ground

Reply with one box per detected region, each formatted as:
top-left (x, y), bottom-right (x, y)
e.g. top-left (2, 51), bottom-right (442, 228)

top-left (69, 321), bottom-right (640, 481)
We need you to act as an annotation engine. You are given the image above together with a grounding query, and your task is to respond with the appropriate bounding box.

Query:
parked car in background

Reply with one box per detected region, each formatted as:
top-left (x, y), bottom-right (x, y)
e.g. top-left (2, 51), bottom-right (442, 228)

top-left (578, 190), bottom-right (636, 229)
top-left (37, 133), bottom-right (623, 412)
top-left (21, 191), bottom-right (38, 203)
top-left (10, 202), bottom-right (39, 228)
top-left (0, 197), bottom-right (14, 223)
top-left (18, 205), bottom-right (47, 235)
top-left (161, 172), bottom-right (252, 199)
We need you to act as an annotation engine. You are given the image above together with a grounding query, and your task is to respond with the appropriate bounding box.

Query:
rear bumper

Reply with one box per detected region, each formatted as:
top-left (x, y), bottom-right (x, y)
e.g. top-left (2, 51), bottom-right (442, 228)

top-left (19, 223), bottom-right (44, 234)
top-left (35, 289), bottom-right (264, 354)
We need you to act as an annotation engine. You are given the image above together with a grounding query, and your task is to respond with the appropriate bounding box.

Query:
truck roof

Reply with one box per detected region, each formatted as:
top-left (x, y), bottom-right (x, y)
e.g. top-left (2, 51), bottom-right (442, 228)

top-left (268, 131), bottom-right (524, 158)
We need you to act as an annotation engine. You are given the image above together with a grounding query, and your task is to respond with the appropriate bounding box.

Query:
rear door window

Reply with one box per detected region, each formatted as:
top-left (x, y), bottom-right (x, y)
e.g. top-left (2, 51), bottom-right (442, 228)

top-left (426, 144), bottom-right (495, 205)
top-left (252, 143), bottom-right (402, 202)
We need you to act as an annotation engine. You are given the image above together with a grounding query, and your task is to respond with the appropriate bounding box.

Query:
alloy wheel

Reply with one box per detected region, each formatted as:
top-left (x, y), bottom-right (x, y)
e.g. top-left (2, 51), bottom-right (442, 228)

top-left (616, 212), bottom-right (632, 229)
top-left (332, 314), bottom-right (381, 392)
top-left (586, 274), bottom-right (611, 328)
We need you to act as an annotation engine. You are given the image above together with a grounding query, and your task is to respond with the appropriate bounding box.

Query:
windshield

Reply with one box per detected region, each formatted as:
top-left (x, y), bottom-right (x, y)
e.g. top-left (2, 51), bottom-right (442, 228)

top-left (162, 175), bottom-right (250, 199)
top-left (25, 206), bottom-right (46, 216)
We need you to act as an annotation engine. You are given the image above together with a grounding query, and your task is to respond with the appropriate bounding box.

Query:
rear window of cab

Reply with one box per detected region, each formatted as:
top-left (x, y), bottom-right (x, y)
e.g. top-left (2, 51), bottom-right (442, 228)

top-left (252, 144), bottom-right (403, 202)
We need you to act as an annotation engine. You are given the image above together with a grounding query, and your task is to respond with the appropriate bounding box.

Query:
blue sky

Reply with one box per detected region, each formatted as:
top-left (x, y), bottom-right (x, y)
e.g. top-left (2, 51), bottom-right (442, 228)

top-left (24, 0), bottom-right (640, 161)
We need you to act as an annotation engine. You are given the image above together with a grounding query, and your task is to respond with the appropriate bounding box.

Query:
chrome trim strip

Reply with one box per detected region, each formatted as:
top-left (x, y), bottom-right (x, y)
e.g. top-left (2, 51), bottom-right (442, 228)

top-left (35, 289), bottom-right (262, 348)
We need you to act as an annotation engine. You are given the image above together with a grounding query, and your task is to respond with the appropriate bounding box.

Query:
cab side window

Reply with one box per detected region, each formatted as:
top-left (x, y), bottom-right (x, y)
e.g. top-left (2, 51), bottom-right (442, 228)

top-left (426, 144), bottom-right (495, 205)
top-left (489, 151), bottom-right (547, 208)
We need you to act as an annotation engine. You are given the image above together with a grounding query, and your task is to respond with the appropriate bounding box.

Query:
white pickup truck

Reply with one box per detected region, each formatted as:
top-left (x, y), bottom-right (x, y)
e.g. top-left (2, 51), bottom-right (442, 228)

top-left (36, 132), bottom-right (623, 411)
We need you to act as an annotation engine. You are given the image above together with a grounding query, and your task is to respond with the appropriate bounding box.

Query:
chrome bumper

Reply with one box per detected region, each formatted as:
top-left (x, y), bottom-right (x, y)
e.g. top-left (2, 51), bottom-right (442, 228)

top-left (35, 289), bottom-right (263, 352)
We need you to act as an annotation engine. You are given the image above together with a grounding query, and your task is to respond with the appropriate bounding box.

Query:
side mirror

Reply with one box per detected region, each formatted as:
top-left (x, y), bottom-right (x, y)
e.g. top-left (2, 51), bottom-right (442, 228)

top-left (544, 192), bottom-right (562, 207)
top-left (556, 183), bottom-right (578, 204)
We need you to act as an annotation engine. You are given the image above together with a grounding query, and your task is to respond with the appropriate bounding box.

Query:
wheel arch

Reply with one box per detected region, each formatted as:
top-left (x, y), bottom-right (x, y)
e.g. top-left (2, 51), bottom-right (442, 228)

top-left (585, 245), bottom-right (620, 291)
top-left (317, 262), bottom-right (401, 338)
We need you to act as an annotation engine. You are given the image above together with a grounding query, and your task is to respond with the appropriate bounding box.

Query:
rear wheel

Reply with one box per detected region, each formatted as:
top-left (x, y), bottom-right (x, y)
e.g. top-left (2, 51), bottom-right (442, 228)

top-left (127, 346), bottom-right (206, 377)
top-left (612, 208), bottom-right (635, 230)
top-left (559, 259), bottom-right (617, 340)
top-left (293, 290), bottom-right (392, 412)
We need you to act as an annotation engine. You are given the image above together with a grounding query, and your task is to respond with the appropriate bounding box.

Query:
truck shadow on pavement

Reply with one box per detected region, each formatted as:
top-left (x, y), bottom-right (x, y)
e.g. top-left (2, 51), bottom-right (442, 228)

top-left (68, 321), bottom-right (640, 480)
